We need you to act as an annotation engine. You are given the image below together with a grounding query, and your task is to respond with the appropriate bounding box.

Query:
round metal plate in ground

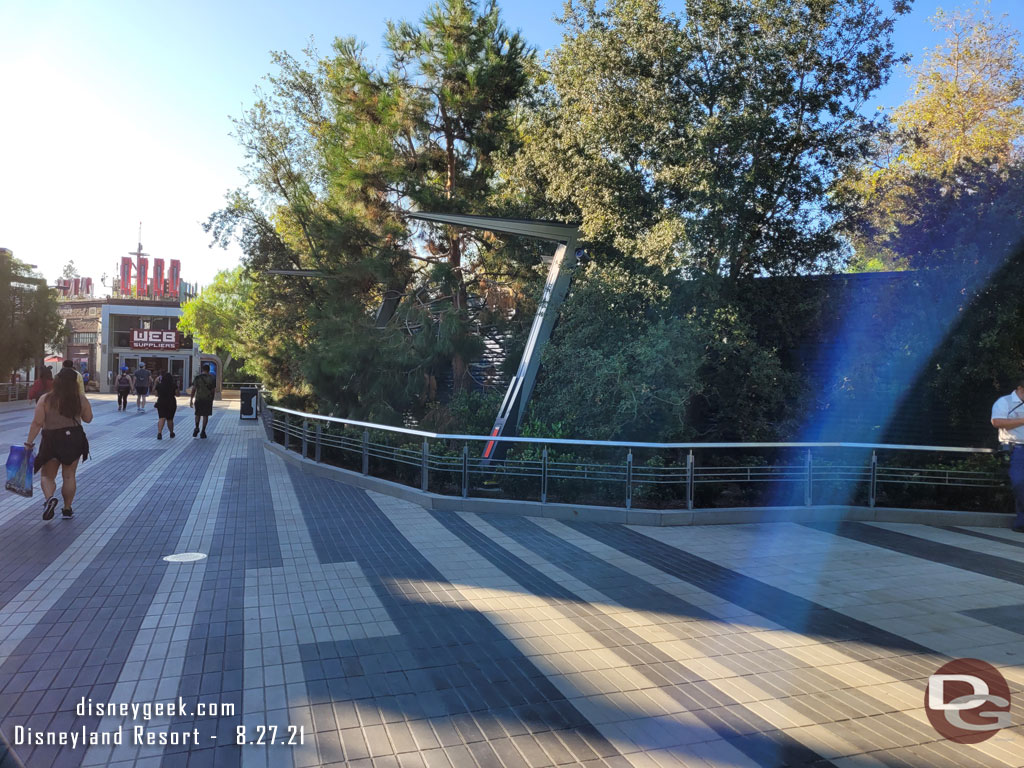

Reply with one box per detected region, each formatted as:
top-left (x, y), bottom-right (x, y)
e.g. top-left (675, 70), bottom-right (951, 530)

top-left (162, 552), bottom-right (208, 563)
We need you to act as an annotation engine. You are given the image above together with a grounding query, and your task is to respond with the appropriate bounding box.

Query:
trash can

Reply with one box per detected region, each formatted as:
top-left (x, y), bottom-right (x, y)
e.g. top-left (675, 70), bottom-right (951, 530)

top-left (239, 386), bottom-right (259, 420)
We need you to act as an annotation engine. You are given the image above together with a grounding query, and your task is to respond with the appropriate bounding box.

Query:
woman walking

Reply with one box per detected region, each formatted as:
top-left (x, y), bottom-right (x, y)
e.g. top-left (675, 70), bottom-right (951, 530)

top-left (154, 369), bottom-right (178, 439)
top-left (28, 366), bottom-right (53, 403)
top-left (115, 366), bottom-right (133, 411)
top-left (24, 368), bottom-right (92, 520)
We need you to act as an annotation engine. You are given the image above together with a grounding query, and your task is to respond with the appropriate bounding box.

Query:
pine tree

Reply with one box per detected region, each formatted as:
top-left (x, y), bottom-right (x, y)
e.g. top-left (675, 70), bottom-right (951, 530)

top-left (207, 0), bottom-right (536, 418)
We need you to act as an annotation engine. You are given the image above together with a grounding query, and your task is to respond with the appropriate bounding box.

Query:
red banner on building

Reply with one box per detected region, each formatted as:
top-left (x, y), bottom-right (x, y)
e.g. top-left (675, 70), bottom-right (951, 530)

top-left (168, 259), bottom-right (181, 297)
top-left (136, 256), bottom-right (148, 298)
top-left (130, 329), bottom-right (180, 350)
top-left (120, 257), bottom-right (133, 296)
top-left (152, 258), bottom-right (164, 297)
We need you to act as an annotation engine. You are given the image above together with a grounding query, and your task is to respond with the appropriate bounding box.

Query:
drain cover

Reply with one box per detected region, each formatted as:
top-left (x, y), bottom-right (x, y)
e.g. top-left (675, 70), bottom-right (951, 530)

top-left (163, 552), bottom-right (207, 563)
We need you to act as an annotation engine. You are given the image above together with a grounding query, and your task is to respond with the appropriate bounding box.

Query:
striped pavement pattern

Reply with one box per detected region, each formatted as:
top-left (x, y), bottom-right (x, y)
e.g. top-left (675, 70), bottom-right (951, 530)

top-left (0, 395), bottom-right (1022, 767)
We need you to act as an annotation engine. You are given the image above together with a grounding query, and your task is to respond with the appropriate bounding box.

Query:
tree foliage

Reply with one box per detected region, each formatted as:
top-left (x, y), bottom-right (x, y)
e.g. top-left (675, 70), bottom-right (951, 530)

top-left (177, 267), bottom-right (255, 372)
top-left (895, 5), bottom-right (1024, 175)
top-left (0, 253), bottom-right (63, 379)
top-left (207, 0), bottom-right (538, 420)
top-left (210, 0), bottom-right (1024, 449)
top-left (506, 0), bottom-right (910, 279)
top-left (847, 4), bottom-right (1024, 271)
top-left (514, 0), bottom-right (910, 440)
top-left (832, 5), bottom-right (1024, 445)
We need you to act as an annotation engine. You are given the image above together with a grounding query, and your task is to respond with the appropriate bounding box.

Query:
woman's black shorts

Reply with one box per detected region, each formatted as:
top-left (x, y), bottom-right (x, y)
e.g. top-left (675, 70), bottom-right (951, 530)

top-left (34, 425), bottom-right (89, 471)
top-left (156, 398), bottom-right (178, 419)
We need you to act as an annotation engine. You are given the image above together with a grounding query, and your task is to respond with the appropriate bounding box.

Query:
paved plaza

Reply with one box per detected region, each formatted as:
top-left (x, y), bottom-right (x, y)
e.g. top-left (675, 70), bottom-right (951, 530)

top-left (1, 396), bottom-right (1023, 768)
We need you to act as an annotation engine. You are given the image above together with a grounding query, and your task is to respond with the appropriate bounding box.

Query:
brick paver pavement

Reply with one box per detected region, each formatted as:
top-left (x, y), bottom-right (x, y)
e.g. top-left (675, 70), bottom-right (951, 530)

top-left (0, 396), bottom-right (1022, 767)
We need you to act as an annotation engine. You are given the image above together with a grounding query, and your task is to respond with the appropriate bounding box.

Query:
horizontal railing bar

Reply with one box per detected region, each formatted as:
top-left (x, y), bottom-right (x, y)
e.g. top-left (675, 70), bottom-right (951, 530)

top-left (695, 478), bottom-right (805, 484)
top-left (261, 393), bottom-right (1007, 510)
top-left (264, 405), bottom-right (994, 454)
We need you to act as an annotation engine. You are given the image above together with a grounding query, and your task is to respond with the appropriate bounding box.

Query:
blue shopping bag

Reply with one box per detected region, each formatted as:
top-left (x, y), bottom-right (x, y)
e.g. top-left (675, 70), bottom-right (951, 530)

top-left (5, 445), bottom-right (34, 498)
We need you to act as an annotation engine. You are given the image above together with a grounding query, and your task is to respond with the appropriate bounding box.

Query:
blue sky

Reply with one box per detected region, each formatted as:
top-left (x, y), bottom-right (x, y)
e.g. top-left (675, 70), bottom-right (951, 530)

top-left (1, 0), bottom-right (1020, 290)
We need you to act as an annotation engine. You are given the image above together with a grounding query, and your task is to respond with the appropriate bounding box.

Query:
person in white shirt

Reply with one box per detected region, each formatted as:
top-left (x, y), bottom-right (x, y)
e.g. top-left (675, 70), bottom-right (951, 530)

top-left (991, 380), bottom-right (1024, 533)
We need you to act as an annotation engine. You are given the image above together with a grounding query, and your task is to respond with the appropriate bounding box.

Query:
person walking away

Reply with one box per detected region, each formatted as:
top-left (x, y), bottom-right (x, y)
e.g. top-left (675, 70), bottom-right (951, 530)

top-left (61, 359), bottom-right (84, 395)
top-left (116, 366), bottom-right (133, 411)
top-left (189, 364), bottom-right (216, 438)
top-left (992, 377), bottom-right (1024, 533)
top-left (24, 368), bottom-right (92, 520)
top-left (29, 367), bottom-right (53, 403)
top-left (154, 369), bottom-right (179, 439)
top-left (134, 362), bottom-right (151, 412)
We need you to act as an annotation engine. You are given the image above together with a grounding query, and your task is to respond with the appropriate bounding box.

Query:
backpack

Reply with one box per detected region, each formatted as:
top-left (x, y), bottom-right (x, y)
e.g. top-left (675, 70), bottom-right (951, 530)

top-left (117, 374), bottom-right (131, 389)
top-left (193, 373), bottom-right (215, 401)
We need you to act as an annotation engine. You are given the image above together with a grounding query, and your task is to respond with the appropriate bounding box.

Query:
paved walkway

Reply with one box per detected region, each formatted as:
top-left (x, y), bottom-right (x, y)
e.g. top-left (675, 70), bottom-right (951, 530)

top-left (1, 396), bottom-right (1023, 768)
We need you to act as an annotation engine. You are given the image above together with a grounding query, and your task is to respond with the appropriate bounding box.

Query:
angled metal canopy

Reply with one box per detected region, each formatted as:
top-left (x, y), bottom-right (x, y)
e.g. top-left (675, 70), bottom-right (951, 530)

top-left (265, 268), bottom-right (335, 277)
top-left (406, 211), bottom-right (580, 244)
top-left (264, 211), bottom-right (585, 463)
top-left (408, 211), bottom-right (582, 463)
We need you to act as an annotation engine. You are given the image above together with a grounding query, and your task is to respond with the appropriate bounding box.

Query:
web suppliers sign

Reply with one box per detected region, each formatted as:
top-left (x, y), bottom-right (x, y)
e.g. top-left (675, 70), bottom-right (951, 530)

top-left (130, 329), bottom-right (180, 350)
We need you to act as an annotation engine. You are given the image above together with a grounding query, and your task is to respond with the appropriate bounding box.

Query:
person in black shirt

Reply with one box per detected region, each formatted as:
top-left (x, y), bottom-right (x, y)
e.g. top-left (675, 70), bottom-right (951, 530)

top-left (134, 363), bottom-right (152, 412)
top-left (115, 366), bottom-right (132, 411)
top-left (189, 364), bottom-right (216, 438)
top-left (154, 370), bottom-right (179, 439)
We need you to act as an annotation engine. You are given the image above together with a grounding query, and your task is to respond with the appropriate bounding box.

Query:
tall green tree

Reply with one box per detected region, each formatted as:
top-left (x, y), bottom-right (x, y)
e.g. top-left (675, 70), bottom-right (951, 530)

top-left (208, 0), bottom-right (537, 419)
top-left (826, 6), bottom-right (1024, 445)
top-left (508, 0), bottom-right (910, 440)
top-left (847, 4), bottom-right (1024, 271)
top-left (177, 267), bottom-right (254, 372)
top-left (895, 5), bottom-right (1024, 176)
top-left (0, 251), bottom-right (63, 380)
top-left (507, 0), bottom-right (910, 279)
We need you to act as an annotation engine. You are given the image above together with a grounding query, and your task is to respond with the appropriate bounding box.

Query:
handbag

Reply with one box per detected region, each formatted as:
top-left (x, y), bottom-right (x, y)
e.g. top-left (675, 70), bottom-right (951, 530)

top-left (4, 445), bottom-right (34, 498)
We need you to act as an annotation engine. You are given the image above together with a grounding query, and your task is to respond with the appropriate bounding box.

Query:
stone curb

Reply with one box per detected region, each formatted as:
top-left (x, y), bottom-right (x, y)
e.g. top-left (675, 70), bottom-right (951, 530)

top-left (265, 440), bottom-right (1014, 528)
top-left (0, 400), bottom-right (34, 414)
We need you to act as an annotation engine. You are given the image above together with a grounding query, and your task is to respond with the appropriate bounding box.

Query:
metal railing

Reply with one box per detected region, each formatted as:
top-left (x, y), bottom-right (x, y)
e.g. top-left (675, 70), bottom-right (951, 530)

top-left (0, 383), bottom-right (30, 402)
top-left (256, 394), bottom-right (1007, 513)
top-left (222, 381), bottom-right (261, 391)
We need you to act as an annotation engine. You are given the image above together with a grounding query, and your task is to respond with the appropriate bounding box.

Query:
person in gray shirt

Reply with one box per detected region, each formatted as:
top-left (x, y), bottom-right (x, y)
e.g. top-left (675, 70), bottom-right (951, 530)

top-left (134, 363), bottom-right (152, 413)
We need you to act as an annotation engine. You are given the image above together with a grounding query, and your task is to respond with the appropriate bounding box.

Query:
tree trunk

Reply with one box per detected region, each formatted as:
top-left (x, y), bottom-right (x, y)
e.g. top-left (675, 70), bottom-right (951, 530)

top-left (441, 110), bottom-right (470, 395)
top-left (450, 235), bottom-right (471, 394)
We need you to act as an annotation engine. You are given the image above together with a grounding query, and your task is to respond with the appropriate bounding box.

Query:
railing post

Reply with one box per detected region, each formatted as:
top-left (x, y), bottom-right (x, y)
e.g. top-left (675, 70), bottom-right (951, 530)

top-left (541, 446), bottom-right (549, 503)
top-left (362, 430), bottom-right (369, 475)
top-left (869, 450), bottom-right (877, 508)
top-left (462, 445), bottom-right (469, 498)
top-left (421, 439), bottom-right (429, 492)
top-left (625, 449), bottom-right (633, 510)
top-left (301, 419), bottom-right (308, 458)
top-left (686, 450), bottom-right (694, 510)
top-left (283, 414), bottom-right (290, 450)
top-left (805, 449), bottom-right (813, 507)
top-left (315, 422), bottom-right (322, 463)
